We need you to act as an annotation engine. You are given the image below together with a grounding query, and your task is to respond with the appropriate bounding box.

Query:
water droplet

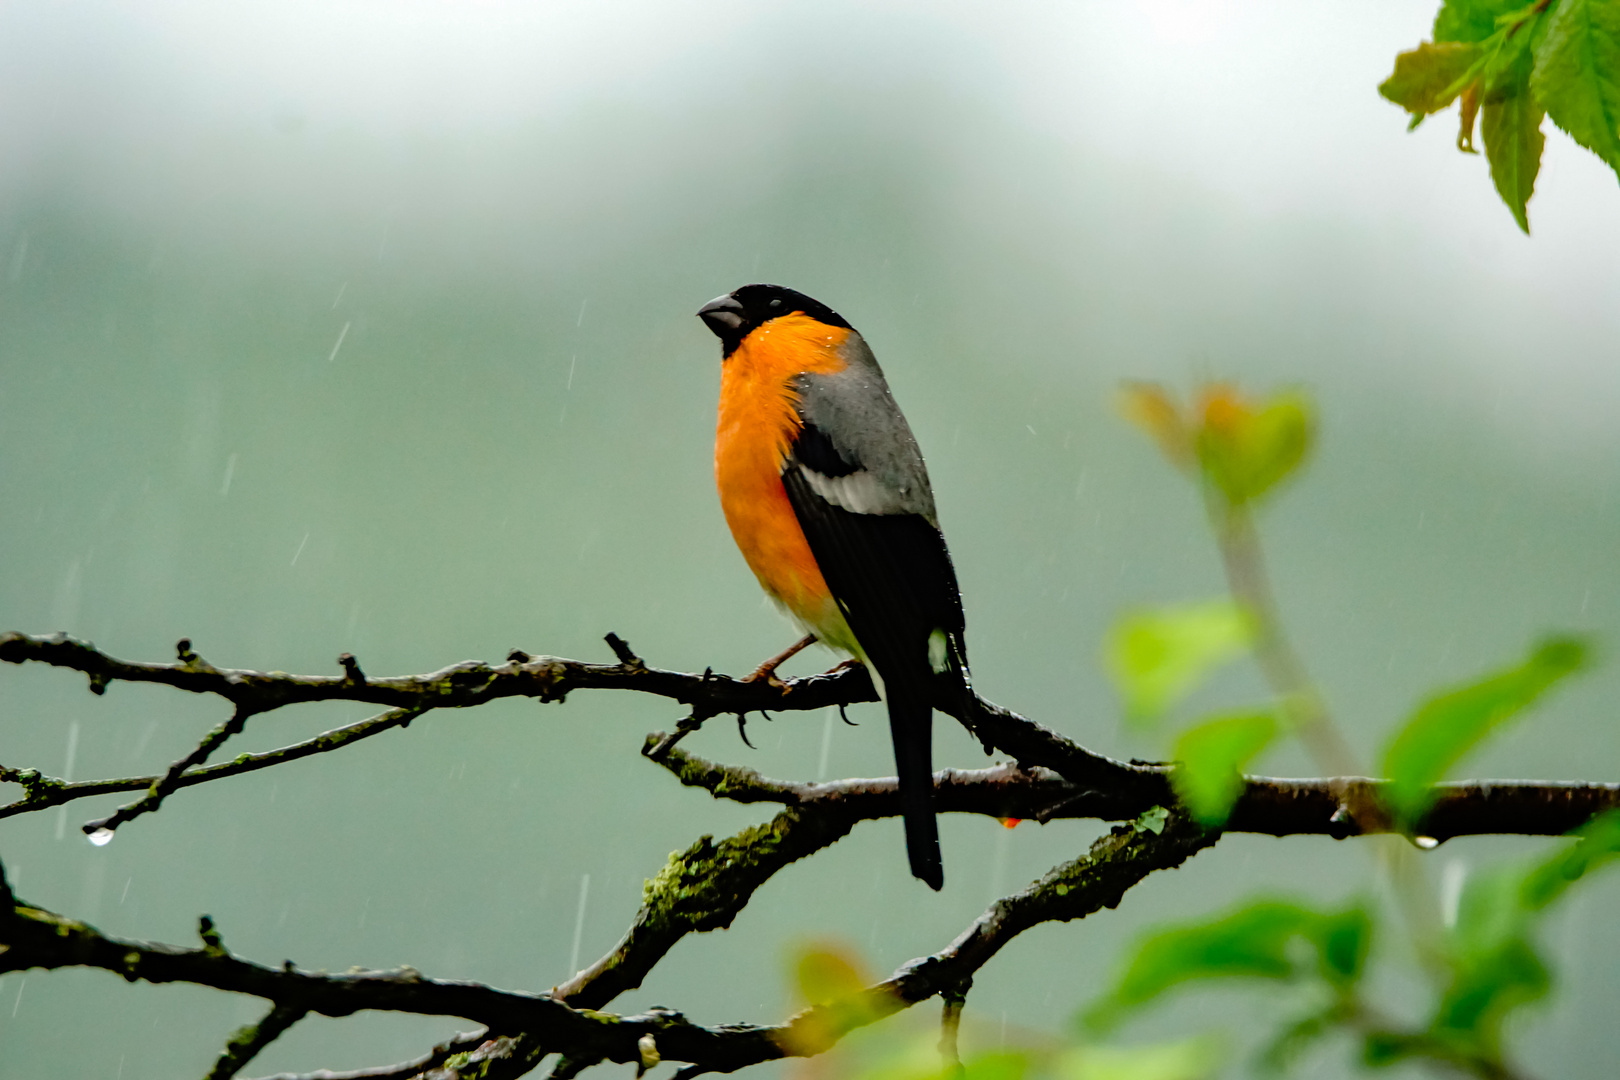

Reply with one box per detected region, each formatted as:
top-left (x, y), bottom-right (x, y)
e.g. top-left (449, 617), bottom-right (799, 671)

top-left (88, 828), bottom-right (114, 847)
top-left (1412, 835), bottom-right (1439, 850)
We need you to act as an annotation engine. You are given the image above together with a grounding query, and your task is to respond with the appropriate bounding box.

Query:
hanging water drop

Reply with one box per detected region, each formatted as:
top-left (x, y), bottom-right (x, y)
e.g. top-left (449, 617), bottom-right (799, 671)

top-left (1412, 835), bottom-right (1439, 850)
top-left (88, 828), bottom-right (114, 847)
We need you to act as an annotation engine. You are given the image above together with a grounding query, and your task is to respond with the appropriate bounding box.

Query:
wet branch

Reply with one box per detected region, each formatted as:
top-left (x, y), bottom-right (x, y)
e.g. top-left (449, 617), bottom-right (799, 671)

top-left (248, 1029), bottom-right (501, 1080)
top-left (84, 702), bottom-right (260, 837)
top-left (206, 1001), bottom-right (309, 1080)
top-left (0, 630), bottom-right (1164, 832)
top-left (0, 813), bottom-right (1216, 1080)
top-left (4, 632), bottom-right (1618, 1077)
top-left (0, 630), bottom-right (875, 726)
top-left (649, 741), bottom-right (1620, 843)
top-left (4, 633), bottom-right (1616, 844)
top-left (0, 706), bottom-right (424, 824)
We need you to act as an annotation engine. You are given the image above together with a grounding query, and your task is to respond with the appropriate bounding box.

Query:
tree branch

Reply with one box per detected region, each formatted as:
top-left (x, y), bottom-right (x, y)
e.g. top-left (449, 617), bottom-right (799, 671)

top-left (5, 631), bottom-right (1617, 1078)
top-left (0, 631), bottom-right (871, 722)
top-left (650, 740), bottom-right (1620, 843)
top-left (84, 702), bottom-right (261, 839)
top-left (0, 631), bottom-right (1160, 808)
top-left (0, 707), bottom-right (424, 823)
top-left (0, 813), bottom-right (1216, 1078)
top-left (206, 1001), bottom-right (308, 1080)
top-left (247, 1031), bottom-right (524, 1080)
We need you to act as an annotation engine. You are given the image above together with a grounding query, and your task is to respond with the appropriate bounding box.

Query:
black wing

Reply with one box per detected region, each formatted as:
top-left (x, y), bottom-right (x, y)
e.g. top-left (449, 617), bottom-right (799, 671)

top-left (780, 420), bottom-right (966, 691)
top-left (782, 418), bottom-right (966, 889)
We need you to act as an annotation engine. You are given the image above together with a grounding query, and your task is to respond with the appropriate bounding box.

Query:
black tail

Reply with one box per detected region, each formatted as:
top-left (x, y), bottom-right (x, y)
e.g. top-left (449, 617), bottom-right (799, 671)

top-left (887, 690), bottom-right (942, 890)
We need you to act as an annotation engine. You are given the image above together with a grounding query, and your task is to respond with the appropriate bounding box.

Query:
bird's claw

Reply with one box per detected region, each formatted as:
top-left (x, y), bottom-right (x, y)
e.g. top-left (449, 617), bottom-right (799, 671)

top-left (740, 665), bottom-right (789, 690)
top-left (741, 633), bottom-right (817, 688)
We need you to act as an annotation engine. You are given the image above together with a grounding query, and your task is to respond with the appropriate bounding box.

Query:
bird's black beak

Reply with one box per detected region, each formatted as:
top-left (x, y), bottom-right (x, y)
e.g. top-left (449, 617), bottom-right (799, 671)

top-left (697, 294), bottom-right (745, 337)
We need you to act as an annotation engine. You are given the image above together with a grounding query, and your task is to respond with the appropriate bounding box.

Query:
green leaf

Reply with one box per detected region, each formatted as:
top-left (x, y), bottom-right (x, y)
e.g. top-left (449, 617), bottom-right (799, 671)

top-left (1451, 865), bottom-right (1528, 954)
top-left (1435, 0), bottom-right (1526, 44)
top-left (1532, 0), bottom-right (1620, 177)
top-left (1433, 937), bottom-right (1549, 1045)
top-left (1479, 8), bottom-right (1547, 95)
top-left (1483, 81), bottom-right (1547, 232)
top-left (1195, 392), bottom-right (1314, 506)
top-left (1313, 905), bottom-right (1373, 987)
top-left (1105, 601), bottom-right (1255, 726)
top-left (959, 1051), bottom-right (1031, 1080)
top-left (1086, 901), bottom-right (1362, 1030)
top-left (1171, 712), bottom-right (1278, 825)
top-left (1380, 636), bottom-right (1587, 826)
top-left (1424, 815), bottom-right (1620, 1056)
top-left (853, 1042), bottom-right (1031, 1080)
top-left (1380, 41), bottom-right (1483, 120)
top-left (1058, 1038), bottom-right (1222, 1080)
top-left (1520, 809), bottom-right (1620, 910)
top-left (1257, 1004), bottom-right (1349, 1074)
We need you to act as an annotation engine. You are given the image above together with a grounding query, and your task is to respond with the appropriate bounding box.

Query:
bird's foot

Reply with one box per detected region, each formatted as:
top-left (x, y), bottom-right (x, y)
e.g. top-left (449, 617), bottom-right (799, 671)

top-left (741, 634), bottom-right (816, 688)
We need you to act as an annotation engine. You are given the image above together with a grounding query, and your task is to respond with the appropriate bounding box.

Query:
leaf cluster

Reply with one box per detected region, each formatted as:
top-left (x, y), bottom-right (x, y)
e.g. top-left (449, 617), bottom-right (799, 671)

top-left (1085, 811), bottom-right (1620, 1077)
top-left (1092, 376), bottom-right (1606, 1078)
top-left (1380, 0), bottom-right (1620, 232)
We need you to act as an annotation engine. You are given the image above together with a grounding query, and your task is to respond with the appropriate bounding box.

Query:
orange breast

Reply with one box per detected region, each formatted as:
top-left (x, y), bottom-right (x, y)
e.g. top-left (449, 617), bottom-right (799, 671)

top-left (715, 315), bottom-right (851, 632)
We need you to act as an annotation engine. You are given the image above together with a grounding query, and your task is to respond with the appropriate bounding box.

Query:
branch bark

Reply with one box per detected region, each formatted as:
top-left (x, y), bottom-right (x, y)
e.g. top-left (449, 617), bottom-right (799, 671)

top-left (0, 813), bottom-right (1216, 1079)
top-left (6, 633), bottom-right (1611, 842)
top-left (4, 631), bottom-right (1616, 1078)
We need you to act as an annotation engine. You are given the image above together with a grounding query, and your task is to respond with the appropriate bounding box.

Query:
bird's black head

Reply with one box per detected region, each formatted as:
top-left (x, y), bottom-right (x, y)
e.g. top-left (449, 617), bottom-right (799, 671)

top-left (696, 284), bottom-right (852, 358)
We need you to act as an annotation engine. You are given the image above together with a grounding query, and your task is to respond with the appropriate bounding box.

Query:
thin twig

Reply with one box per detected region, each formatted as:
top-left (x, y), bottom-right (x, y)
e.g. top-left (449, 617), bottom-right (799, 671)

top-left (247, 1033), bottom-right (495, 1080)
top-left (1213, 506), bottom-right (1357, 777)
top-left (84, 703), bottom-right (260, 838)
top-left (938, 978), bottom-right (971, 1078)
top-left (0, 707), bottom-right (426, 823)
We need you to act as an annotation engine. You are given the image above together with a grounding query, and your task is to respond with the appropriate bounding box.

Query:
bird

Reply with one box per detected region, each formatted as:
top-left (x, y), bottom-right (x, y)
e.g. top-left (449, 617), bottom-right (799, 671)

top-left (697, 283), bottom-right (970, 890)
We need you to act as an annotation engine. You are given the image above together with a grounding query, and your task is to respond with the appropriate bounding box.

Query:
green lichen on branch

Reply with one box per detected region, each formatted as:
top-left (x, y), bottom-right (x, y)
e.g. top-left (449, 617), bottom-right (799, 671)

top-left (0, 766), bottom-right (66, 804)
top-left (642, 822), bottom-right (784, 931)
top-left (557, 804), bottom-right (860, 1009)
top-left (644, 735), bottom-right (800, 804)
top-left (428, 1035), bottom-right (549, 1080)
top-left (203, 1001), bottom-right (307, 1080)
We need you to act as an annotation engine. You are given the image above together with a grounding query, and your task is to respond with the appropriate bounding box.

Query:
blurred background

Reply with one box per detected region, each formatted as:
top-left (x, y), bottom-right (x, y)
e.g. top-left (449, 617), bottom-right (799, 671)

top-left (1, 0), bottom-right (1617, 1076)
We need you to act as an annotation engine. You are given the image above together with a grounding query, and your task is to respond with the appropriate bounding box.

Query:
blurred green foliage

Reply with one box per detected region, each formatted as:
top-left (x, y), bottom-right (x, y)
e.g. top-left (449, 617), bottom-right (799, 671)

top-left (1081, 380), bottom-right (1605, 1077)
top-left (1169, 712), bottom-right (1279, 826)
top-left (1117, 384), bottom-right (1315, 511)
top-left (1104, 601), bottom-right (1254, 728)
top-left (1381, 637), bottom-right (1590, 827)
top-left (1072, 817), bottom-right (1620, 1078)
top-left (1084, 900), bottom-right (1372, 1033)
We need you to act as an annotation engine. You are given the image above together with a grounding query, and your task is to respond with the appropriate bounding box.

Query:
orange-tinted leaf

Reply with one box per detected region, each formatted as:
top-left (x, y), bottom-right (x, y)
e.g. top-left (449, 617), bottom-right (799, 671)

top-left (1458, 80), bottom-right (1482, 152)
top-left (792, 943), bottom-right (871, 1006)
top-left (1380, 40), bottom-right (1483, 120)
top-left (1193, 389), bottom-right (1313, 506)
top-left (1120, 382), bottom-right (1193, 468)
top-left (776, 942), bottom-right (887, 1058)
